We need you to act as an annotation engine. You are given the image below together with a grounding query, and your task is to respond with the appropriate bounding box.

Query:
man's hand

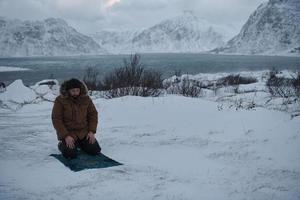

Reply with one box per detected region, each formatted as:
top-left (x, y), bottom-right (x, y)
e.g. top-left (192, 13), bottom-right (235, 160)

top-left (86, 131), bottom-right (96, 144)
top-left (65, 135), bottom-right (75, 149)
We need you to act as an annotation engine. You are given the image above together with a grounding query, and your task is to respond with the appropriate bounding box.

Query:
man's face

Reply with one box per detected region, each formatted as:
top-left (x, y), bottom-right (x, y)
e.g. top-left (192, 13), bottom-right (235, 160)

top-left (69, 88), bottom-right (80, 98)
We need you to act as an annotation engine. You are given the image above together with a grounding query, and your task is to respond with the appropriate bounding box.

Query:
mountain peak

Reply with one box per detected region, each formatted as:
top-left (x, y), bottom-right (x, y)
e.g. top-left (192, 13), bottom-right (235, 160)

top-left (213, 0), bottom-right (300, 55)
top-left (182, 10), bottom-right (197, 17)
top-left (91, 9), bottom-right (232, 54)
top-left (44, 18), bottom-right (68, 26)
top-left (174, 10), bottom-right (203, 22)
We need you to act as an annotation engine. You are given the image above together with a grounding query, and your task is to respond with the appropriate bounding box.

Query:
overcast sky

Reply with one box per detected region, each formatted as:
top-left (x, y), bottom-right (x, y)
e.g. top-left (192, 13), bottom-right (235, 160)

top-left (0, 0), bottom-right (267, 34)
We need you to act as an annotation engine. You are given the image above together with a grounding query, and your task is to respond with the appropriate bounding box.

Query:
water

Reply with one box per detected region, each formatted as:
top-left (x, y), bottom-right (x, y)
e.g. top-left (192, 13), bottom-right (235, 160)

top-left (0, 53), bottom-right (300, 85)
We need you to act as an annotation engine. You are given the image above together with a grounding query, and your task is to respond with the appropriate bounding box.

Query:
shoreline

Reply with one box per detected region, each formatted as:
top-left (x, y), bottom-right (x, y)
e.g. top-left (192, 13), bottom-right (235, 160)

top-left (0, 66), bottom-right (31, 72)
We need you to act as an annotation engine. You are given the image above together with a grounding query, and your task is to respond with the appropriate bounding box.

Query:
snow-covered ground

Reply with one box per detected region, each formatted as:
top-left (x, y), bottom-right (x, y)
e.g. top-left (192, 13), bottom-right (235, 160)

top-left (0, 66), bottom-right (31, 72)
top-left (164, 70), bottom-right (300, 115)
top-left (0, 72), bottom-right (300, 200)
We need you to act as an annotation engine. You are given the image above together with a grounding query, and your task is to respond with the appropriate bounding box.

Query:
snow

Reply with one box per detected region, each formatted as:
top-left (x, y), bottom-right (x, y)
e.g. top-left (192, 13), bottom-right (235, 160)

top-left (0, 17), bottom-right (106, 57)
top-left (0, 79), bottom-right (37, 109)
top-left (215, 0), bottom-right (300, 56)
top-left (164, 70), bottom-right (300, 114)
top-left (129, 11), bottom-right (227, 53)
top-left (0, 76), bottom-right (300, 199)
top-left (0, 79), bottom-right (60, 110)
top-left (30, 79), bottom-right (60, 102)
top-left (0, 66), bottom-right (31, 72)
top-left (91, 11), bottom-right (233, 54)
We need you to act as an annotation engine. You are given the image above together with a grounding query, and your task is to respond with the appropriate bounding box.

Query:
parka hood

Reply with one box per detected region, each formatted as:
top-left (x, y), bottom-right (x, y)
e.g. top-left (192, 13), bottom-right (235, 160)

top-left (59, 78), bottom-right (89, 98)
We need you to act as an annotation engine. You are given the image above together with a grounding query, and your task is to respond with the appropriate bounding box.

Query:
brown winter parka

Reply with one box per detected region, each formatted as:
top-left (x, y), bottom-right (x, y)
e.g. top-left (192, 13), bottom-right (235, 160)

top-left (51, 79), bottom-right (98, 141)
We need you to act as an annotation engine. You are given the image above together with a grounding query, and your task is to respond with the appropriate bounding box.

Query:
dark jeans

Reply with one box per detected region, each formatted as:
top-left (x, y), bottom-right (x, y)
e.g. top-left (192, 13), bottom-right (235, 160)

top-left (58, 136), bottom-right (101, 159)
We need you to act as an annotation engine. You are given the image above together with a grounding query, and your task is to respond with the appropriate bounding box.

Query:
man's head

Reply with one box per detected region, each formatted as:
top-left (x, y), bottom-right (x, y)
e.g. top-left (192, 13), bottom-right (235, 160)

top-left (69, 88), bottom-right (80, 98)
top-left (65, 78), bottom-right (82, 99)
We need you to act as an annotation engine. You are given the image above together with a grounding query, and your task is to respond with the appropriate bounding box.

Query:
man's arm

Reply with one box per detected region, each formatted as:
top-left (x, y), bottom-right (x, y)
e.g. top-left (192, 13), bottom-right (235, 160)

top-left (51, 97), bottom-right (69, 140)
top-left (87, 97), bottom-right (98, 134)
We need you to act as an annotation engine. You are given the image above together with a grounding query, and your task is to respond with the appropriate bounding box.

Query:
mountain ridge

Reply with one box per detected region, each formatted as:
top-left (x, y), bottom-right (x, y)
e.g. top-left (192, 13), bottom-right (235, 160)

top-left (213, 0), bottom-right (300, 56)
top-left (0, 17), bottom-right (106, 57)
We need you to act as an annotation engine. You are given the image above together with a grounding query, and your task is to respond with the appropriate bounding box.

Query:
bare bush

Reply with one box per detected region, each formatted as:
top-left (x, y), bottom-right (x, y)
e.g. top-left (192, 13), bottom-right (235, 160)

top-left (266, 69), bottom-right (297, 98)
top-left (174, 69), bottom-right (182, 77)
top-left (292, 72), bottom-right (300, 98)
top-left (101, 54), bottom-right (163, 98)
top-left (165, 76), bottom-right (203, 98)
top-left (101, 54), bottom-right (143, 90)
top-left (0, 82), bottom-right (6, 93)
top-left (83, 67), bottom-right (102, 95)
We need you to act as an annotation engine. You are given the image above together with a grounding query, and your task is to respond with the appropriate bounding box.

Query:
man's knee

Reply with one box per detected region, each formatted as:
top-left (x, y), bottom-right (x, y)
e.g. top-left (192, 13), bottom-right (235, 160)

top-left (58, 141), bottom-right (78, 159)
top-left (80, 139), bottom-right (101, 155)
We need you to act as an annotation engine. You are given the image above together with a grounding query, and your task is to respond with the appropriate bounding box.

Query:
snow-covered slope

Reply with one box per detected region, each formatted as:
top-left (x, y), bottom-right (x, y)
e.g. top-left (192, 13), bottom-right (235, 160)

top-left (131, 11), bottom-right (230, 53)
top-left (0, 79), bottom-right (58, 109)
top-left (0, 17), bottom-right (106, 57)
top-left (91, 11), bottom-right (232, 54)
top-left (0, 79), bottom-right (37, 109)
top-left (163, 70), bottom-right (300, 114)
top-left (0, 79), bottom-right (37, 103)
top-left (91, 30), bottom-right (140, 54)
top-left (0, 94), bottom-right (299, 199)
top-left (1, 70), bottom-right (299, 199)
top-left (214, 0), bottom-right (300, 56)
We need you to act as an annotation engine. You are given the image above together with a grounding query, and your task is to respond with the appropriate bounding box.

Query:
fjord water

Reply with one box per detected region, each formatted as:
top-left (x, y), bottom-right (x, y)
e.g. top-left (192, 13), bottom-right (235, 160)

top-left (0, 53), bottom-right (299, 85)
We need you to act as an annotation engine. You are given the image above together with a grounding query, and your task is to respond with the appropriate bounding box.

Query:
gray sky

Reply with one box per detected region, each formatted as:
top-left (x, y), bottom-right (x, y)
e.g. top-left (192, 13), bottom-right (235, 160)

top-left (0, 0), bottom-right (267, 34)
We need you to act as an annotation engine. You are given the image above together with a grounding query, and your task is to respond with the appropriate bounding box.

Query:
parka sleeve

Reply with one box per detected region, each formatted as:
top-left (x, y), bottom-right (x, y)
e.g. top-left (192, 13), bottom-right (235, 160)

top-left (51, 97), bottom-right (69, 140)
top-left (87, 97), bottom-right (98, 134)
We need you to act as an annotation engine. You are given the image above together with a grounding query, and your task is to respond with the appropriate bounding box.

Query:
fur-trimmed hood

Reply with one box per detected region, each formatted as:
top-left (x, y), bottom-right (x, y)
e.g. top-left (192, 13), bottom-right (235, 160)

top-left (59, 79), bottom-right (89, 98)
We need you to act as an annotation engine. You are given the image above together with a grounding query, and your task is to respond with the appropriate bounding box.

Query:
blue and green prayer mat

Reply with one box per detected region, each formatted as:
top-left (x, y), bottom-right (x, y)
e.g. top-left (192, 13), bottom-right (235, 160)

top-left (50, 151), bottom-right (122, 172)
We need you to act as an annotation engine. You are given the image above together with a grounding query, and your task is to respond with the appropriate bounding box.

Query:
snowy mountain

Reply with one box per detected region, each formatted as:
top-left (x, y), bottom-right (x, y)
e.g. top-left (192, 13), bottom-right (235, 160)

top-left (214, 0), bottom-right (300, 56)
top-left (91, 30), bottom-right (140, 54)
top-left (131, 11), bottom-right (230, 53)
top-left (91, 11), bottom-right (232, 54)
top-left (0, 17), bottom-right (106, 57)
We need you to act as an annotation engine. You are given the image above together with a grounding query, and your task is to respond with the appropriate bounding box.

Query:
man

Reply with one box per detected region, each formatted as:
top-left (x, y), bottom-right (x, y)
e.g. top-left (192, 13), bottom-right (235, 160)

top-left (52, 78), bottom-right (101, 159)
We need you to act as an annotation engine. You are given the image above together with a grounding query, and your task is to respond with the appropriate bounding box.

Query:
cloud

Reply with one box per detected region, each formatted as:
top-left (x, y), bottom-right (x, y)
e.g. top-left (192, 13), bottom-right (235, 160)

top-left (0, 0), bottom-right (51, 20)
top-left (0, 0), bottom-right (107, 21)
top-left (105, 0), bottom-right (121, 8)
top-left (180, 0), bottom-right (267, 26)
top-left (52, 0), bottom-right (105, 21)
top-left (0, 0), bottom-right (267, 33)
top-left (102, 0), bottom-right (267, 30)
